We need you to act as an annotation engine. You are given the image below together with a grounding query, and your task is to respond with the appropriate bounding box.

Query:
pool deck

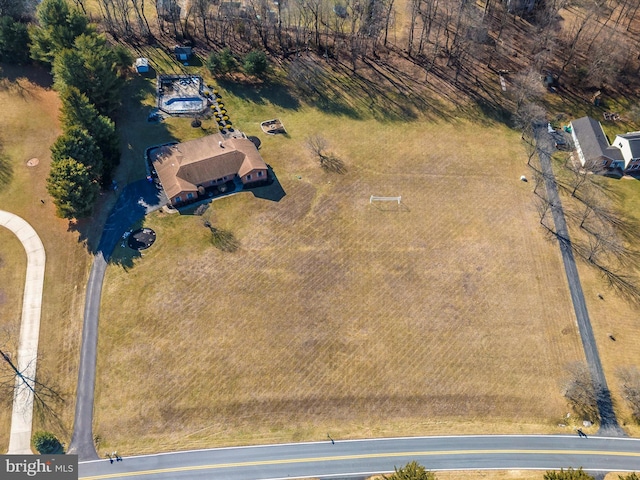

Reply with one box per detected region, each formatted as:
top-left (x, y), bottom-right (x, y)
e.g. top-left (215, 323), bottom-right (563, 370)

top-left (157, 75), bottom-right (210, 116)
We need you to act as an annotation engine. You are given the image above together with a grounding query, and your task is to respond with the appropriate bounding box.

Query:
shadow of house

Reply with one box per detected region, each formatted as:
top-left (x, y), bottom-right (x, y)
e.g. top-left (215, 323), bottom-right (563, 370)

top-left (245, 166), bottom-right (286, 202)
top-left (150, 133), bottom-right (269, 208)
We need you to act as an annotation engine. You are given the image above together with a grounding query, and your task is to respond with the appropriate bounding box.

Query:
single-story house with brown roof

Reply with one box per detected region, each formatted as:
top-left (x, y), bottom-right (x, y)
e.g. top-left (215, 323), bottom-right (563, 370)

top-left (150, 133), bottom-right (268, 206)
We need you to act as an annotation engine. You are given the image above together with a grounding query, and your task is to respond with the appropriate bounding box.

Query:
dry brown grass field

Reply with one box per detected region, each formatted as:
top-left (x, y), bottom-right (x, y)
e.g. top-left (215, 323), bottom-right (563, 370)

top-left (0, 64), bottom-right (93, 451)
top-left (92, 79), bottom-right (589, 454)
top-left (561, 176), bottom-right (640, 437)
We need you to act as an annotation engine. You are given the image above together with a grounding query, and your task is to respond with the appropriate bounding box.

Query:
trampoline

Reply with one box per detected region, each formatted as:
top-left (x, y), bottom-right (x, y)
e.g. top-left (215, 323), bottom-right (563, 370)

top-left (127, 228), bottom-right (157, 250)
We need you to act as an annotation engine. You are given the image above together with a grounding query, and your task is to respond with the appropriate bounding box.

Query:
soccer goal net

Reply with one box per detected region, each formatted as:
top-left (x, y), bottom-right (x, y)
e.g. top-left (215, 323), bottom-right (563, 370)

top-left (370, 195), bottom-right (401, 205)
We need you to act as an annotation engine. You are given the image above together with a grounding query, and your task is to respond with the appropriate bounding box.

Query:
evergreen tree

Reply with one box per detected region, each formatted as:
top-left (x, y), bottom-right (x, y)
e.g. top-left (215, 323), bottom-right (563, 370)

top-left (47, 158), bottom-right (98, 219)
top-left (0, 16), bottom-right (30, 64)
top-left (90, 114), bottom-right (119, 183)
top-left (59, 86), bottom-right (120, 182)
top-left (59, 85), bottom-right (98, 129)
top-left (50, 125), bottom-right (103, 180)
top-left (52, 33), bottom-right (124, 117)
top-left (206, 48), bottom-right (238, 75)
top-left (243, 50), bottom-right (268, 78)
top-left (29, 0), bottom-right (91, 65)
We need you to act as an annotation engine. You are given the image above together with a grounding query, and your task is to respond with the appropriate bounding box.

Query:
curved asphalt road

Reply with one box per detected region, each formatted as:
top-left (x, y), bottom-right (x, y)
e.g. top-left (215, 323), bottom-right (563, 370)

top-left (534, 127), bottom-right (623, 436)
top-left (67, 181), bottom-right (166, 460)
top-left (78, 435), bottom-right (640, 479)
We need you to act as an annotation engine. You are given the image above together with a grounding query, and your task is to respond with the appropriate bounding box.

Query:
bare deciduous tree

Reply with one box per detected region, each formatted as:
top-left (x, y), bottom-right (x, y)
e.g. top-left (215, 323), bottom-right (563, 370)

top-left (510, 68), bottom-right (546, 111)
top-left (305, 134), bottom-right (347, 173)
top-left (514, 101), bottom-right (546, 143)
top-left (563, 362), bottom-right (599, 423)
top-left (0, 328), bottom-right (65, 429)
top-left (617, 366), bottom-right (640, 423)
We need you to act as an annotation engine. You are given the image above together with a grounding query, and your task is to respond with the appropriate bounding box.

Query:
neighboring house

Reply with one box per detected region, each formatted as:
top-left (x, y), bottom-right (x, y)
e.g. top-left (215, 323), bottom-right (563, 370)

top-left (610, 132), bottom-right (640, 171)
top-left (151, 133), bottom-right (268, 206)
top-left (570, 116), bottom-right (624, 170)
top-left (174, 46), bottom-right (192, 62)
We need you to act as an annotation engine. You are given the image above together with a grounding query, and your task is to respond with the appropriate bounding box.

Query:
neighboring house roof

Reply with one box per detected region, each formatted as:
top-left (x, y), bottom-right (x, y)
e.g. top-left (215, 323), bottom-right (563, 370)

top-left (613, 132), bottom-right (640, 163)
top-left (174, 46), bottom-right (192, 57)
top-left (151, 134), bottom-right (267, 200)
top-left (570, 116), bottom-right (624, 164)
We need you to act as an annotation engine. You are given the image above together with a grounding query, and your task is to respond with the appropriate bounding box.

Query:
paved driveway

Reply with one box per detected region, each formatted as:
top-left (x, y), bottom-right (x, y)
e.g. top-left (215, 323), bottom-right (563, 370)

top-left (535, 126), bottom-right (624, 436)
top-left (68, 180), bottom-right (166, 460)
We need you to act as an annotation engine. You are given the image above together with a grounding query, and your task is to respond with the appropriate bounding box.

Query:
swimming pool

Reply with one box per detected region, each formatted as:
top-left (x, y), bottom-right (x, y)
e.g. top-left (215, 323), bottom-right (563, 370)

top-left (162, 96), bottom-right (206, 113)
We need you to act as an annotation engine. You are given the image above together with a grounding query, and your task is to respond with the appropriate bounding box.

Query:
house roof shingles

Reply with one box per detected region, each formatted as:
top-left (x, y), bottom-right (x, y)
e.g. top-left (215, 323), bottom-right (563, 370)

top-left (571, 116), bottom-right (624, 163)
top-left (151, 133), bottom-right (267, 200)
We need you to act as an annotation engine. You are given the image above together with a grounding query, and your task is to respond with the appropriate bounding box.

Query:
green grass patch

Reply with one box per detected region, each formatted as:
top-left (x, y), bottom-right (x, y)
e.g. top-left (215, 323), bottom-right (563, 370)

top-left (0, 63), bottom-right (94, 449)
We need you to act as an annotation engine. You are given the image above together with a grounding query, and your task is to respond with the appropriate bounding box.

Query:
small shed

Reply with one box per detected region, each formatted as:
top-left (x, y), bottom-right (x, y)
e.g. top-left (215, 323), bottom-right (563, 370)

top-left (135, 57), bottom-right (149, 73)
top-left (174, 46), bottom-right (192, 62)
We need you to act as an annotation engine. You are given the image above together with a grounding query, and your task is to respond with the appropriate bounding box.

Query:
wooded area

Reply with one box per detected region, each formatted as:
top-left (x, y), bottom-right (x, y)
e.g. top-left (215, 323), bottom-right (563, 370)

top-left (4, 0), bottom-right (640, 104)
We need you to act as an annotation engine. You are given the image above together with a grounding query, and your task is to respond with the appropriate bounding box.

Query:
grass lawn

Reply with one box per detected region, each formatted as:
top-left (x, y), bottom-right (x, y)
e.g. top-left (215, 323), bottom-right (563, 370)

top-left (565, 176), bottom-right (640, 437)
top-left (91, 64), bottom-right (590, 454)
top-left (0, 64), bottom-right (94, 450)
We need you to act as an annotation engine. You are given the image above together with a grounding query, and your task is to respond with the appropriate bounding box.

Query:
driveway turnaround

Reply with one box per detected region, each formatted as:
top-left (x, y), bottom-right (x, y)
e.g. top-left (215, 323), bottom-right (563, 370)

top-left (68, 180), bottom-right (166, 460)
top-left (0, 211), bottom-right (46, 454)
top-left (535, 127), bottom-right (624, 436)
top-left (78, 435), bottom-right (640, 479)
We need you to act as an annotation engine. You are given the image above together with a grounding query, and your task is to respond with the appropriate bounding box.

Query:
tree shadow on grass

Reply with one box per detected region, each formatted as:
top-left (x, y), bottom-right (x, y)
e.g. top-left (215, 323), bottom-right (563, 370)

top-left (217, 78), bottom-right (301, 110)
top-left (204, 222), bottom-right (239, 253)
top-left (320, 155), bottom-right (347, 174)
top-left (0, 152), bottom-right (13, 192)
top-left (0, 63), bottom-right (53, 89)
top-left (105, 239), bottom-right (141, 271)
top-left (285, 55), bottom-right (453, 122)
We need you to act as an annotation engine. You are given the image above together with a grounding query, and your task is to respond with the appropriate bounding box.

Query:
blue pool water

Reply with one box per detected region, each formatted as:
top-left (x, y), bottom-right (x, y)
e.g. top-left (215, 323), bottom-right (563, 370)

top-left (163, 97), bottom-right (205, 112)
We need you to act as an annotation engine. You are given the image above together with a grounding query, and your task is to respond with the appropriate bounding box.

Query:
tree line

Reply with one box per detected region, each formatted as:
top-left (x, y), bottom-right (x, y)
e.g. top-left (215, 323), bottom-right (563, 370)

top-left (61, 0), bottom-right (640, 95)
top-left (2, 0), bottom-right (130, 219)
